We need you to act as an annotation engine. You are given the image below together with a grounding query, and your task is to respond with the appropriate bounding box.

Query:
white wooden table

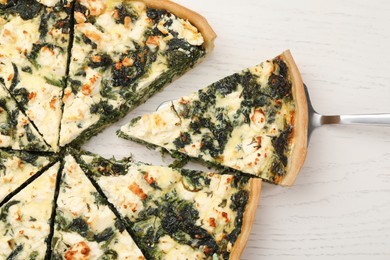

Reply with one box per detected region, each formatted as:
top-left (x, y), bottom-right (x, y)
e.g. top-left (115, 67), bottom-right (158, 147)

top-left (85, 0), bottom-right (390, 259)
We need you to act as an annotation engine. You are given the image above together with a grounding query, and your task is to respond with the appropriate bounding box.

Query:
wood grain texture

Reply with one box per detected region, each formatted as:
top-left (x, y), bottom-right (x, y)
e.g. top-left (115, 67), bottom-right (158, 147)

top-left (84, 0), bottom-right (390, 259)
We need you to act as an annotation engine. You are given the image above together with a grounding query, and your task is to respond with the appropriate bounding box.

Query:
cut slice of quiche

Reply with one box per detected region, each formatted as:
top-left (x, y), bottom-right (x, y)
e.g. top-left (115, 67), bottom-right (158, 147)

top-left (0, 0), bottom-right (73, 151)
top-left (0, 149), bottom-right (57, 205)
top-left (76, 150), bottom-right (261, 260)
top-left (59, 0), bottom-right (216, 147)
top-left (0, 162), bottom-right (60, 259)
top-left (51, 154), bottom-right (145, 259)
top-left (0, 83), bottom-right (51, 151)
top-left (119, 50), bottom-right (308, 185)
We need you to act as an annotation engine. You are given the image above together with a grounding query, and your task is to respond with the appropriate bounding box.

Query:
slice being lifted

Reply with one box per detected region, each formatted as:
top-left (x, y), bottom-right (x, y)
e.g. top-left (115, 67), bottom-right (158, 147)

top-left (51, 154), bottom-right (144, 259)
top-left (0, 162), bottom-right (60, 259)
top-left (0, 149), bottom-right (56, 204)
top-left (0, 84), bottom-right (50, 151)
top-left (119, 50), bottom-right (308, 185)
top-left (0, 0), bottom-right (73, 151)
top-left (59, 0), bottom-right (216, 147)
top-left (76, 150), bottom-right (261, 259)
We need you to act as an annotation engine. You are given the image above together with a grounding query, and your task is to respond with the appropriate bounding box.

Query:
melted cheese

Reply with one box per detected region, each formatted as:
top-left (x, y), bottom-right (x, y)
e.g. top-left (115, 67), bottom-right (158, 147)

top-left (0, 162), bottom-right (59, 259)
top-left (158, 235), bottom-right (205, 260)
top-left (157, 13), bottom-right (204, 47)
top-left (52, 155), bottom-right (144, 259)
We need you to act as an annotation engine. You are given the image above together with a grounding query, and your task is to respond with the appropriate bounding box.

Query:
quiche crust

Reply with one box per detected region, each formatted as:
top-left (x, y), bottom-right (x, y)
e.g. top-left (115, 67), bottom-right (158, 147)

top-left (279, 50), bottom-right (308, 186)
top-left (136, 0), bottom-right (217, 52)
top-left (230, 178), bottom-right (262, 259)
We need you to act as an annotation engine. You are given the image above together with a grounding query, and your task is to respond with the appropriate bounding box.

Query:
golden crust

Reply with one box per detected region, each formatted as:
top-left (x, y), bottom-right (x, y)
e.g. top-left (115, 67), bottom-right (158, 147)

top-left (229, 178), bottom-right (262, 259)
top-left (134, 0), bottom-right (217, 52)
top-left (279, 50), bottom-right (308, 186)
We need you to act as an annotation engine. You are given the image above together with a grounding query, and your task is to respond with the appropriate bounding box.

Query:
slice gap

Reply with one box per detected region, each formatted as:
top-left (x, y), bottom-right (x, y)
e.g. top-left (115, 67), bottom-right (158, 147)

top-left (44, 157), bottom-right (64, 260)
top-left (68, 149), bottom-right (151, 259)
top-left (118, 50), bottom-right (308, 185)
top-left (0, 162), bottom-right (60, 259)
top-left (0, 149), bottom-right (58, 206)
top-left (75, 149), bottom-right (261, 260)
top-left (0, 83), bottom-right (51, 151)
top-left (57, 0), bottom-right (76, 150)
top-left (59, 0), bottom-right (216, 148)
top-left (50, 153), bottom-right (144, 259)
top-left (0, 0), bottom-right (74, 151)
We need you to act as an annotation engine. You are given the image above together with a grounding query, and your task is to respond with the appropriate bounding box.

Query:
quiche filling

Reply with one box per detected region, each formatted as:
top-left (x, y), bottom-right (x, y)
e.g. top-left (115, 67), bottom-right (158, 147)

top-left (51, 154), bottom-right (145, 259)
top-left (0, 84), bottom-right (50, 151)
top-left (76, 150), bottom-right (260, 260)
top-left (0, 0), bottom-right (72, 151)
top-left (59, 0), bottom-right (208, 147)
top-left (0, 149), bottom-right (55, 204)
top-left (119, 53), bottom-right (296, 184)
top-left (0, 162), bottom-right (60, 259)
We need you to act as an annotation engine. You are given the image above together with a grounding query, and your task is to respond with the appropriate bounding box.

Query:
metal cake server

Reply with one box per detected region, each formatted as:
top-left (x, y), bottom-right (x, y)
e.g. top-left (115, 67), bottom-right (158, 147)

top-left (304, 84), bottom-right (390, 143)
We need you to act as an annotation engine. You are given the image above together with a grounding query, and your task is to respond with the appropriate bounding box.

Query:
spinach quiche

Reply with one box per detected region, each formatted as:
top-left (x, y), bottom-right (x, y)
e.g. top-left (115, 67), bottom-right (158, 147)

top-left (0, 83), bottom-right (50, 151)
top-left (0, 149), bottom-right (57, 205)
top-left (0, 0), bottom-right (72, 151)
top-left (0, 162), bottom-right (60, 259)
top-left (76, 150), bottom-right (261, 260)
top-left (59, 0), bottom-right (216, 147)
top-left (118, 50), bottom-right (308, 185)
top-left (51, 154), bottom-right (145, 259)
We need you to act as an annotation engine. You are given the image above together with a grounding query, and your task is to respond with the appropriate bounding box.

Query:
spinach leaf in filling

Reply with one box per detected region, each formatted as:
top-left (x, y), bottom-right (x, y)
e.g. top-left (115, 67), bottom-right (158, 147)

top-left (0, 0), bottom-right (42, 20)
top-left (133, 192), bottom-right (219, 258)
top-left (114, 4), bottom-right (139, 24)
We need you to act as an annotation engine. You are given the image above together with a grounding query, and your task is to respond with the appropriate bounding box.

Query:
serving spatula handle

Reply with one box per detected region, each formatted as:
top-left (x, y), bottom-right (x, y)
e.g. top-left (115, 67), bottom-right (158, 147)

top-left (321, 114), bottom-right (390, 126)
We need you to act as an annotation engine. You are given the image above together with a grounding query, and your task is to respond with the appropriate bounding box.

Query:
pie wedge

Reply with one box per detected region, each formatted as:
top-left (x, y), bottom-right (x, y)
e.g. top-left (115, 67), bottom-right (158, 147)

top-left (119, 50), bottom-right (308, 185)
top-left (0, 162), bottom-right (60, 259)
top-left (0, 149), bottom-right (57, 204)
top-left (59, 0), bottom-right (216, 147)
top-left (0, 0), bottom-right (73, 151)
top-left (76, 150), bottom-right (261, 259)
top-left (51, 154), bottom-right (144, 259)
top-left (0, 83), bottom-right (50, 151)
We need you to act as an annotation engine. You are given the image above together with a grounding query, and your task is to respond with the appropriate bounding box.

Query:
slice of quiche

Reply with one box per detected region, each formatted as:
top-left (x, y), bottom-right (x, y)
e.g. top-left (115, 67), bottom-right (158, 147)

top-left (51, 154), bottom-right (145, 259)
top-left (76, 150), bottom-right (261, 260)
top-left (0, 162), bottom-right (60, 259)
top-left (59, 0), bottom-right (216, 147)
top-left (119, 50), bottom-right (308, 185)
top-left (0, 83), bottom-right (51, 151)
top-left (0, 0), bottom-right (72, 151)
top-left (0, 149), bottom-right (57, 205)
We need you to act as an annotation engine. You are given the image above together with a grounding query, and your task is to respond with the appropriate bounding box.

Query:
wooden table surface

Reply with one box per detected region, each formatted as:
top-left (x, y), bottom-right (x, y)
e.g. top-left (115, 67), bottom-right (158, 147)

top-left (85, 0), bottom-right (390, 259)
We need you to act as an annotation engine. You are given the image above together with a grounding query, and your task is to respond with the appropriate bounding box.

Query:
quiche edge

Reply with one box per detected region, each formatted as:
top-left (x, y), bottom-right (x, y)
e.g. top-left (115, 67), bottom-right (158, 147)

top-left (137, 0), bottom-right (217, 52)
top-left (280, 50), bottom-right (308, 186)
top-left (229, 177), bottom-right (262, 260)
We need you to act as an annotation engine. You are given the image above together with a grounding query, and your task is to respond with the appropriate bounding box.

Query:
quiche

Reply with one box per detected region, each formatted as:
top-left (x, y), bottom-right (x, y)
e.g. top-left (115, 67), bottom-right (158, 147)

top-left (0, 149), bottom-right (56, 204)
top-left (51, 154), bottom-right (145, 259)
top-left (59, 0), bottom-right (216, 147)
top-left (0, 162), bottom-right (60, 259)
top-left (0, 0), bottom-right (73, 151)
top-left (76, 150), bottom-right (261, 259)
top-left (118, 50), bottom-right (308, 185)
top-left (0, 0), bottom-right (273, 258)
top-left (0, 83), bottom-right (50, 151)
